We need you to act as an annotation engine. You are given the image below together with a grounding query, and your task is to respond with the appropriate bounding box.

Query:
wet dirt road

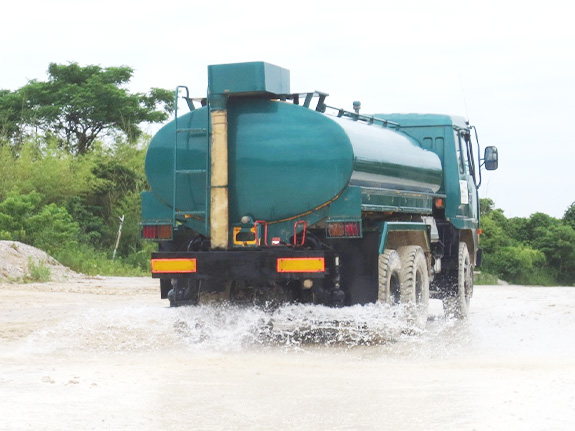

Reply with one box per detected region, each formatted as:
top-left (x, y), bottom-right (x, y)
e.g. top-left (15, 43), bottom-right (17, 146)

top-left (1, 277), bottom-right (574, 430)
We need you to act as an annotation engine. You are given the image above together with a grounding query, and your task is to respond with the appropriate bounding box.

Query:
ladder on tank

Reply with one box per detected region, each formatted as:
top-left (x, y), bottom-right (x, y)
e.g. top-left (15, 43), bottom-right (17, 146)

top-left (172, 85), bottom-right (210, 235)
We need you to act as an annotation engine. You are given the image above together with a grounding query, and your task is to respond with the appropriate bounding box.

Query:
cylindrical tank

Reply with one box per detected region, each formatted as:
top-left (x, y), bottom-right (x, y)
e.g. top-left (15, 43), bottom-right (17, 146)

top-left (333, 117), bottom-right (443, 192)
top-left (145, 98), bottom-right (442, 225)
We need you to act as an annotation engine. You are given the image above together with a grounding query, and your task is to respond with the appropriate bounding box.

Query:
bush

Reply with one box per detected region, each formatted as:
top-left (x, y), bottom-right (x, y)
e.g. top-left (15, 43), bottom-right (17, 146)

top-left (26, 258), bottom-right (52, 282)
top-left (483, 245), bottom-right (548, 285)
top-left (54, 243), bottom-right (148, 276)
top-left (474, 271), bottom-right (499, 285)
top-left (0, 191), bottom-right (80, 255)
top-left (0, 141), bottom-right (92, 204)
top-left (26, 204), bottom-right (80, 255)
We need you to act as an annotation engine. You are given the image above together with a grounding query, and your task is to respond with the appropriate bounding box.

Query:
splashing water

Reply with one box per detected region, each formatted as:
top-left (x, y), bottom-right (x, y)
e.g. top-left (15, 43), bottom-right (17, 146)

top-left (24, 300), bottom-right (455, 356)
top-left (174, 302), bottom-right (417, 349)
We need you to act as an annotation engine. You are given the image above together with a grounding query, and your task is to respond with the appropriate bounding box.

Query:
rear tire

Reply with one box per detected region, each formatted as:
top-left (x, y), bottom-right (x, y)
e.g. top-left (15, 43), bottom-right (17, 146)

top-left (397, 246), bottom-right (430, 328)
top-left (377, 249), bottom-right (402, 305)
top-left (168, 279), bottom-right (200, 307)
top-left (443, 242), bottom-right (473, 318)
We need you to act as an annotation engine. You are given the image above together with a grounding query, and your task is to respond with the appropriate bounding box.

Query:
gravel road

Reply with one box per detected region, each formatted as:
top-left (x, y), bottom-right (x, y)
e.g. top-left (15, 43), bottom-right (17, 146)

top-left (1, 277), bottom-right (574, 430)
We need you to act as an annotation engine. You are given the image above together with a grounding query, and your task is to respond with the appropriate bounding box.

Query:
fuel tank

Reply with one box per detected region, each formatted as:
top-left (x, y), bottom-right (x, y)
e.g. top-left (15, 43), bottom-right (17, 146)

top-left (145, 98), bottom-right (442, 227)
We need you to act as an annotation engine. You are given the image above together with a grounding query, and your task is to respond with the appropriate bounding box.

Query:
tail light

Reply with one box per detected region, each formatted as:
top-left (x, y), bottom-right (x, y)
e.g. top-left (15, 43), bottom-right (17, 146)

top-left (327, 221), bottom-right (361, 238)
top-left (345, 222), bottom-right (360, 237)
top-left (142, 224), bottom-right (172, 240)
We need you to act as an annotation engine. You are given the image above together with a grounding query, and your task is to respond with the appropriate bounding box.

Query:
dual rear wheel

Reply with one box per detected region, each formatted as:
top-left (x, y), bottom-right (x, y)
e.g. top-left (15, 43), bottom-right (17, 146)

top-left (378, 246), bottom-right (430, 328)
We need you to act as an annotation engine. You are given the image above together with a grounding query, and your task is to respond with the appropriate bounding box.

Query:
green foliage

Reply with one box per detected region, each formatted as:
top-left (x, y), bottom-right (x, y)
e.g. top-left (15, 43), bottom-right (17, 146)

top-left (0, 140), bottom-right (93, 204)
top-left (0, 191), bottom-right (79, 255)
top-left (26, 203), bottom-right (80, 255)
top-left (479, 198), bottom-right (495, 217)
top-left (0, 89), bottom-right (23, 142)
top-left (478, 214), bottom-right (513, 251)
top-left (524, 212), bottom-right (560, 245)
top-left (76, 142), bottom-right (148, 254)
top-left (480, 200), bottom-right (575, 285)
top-left (0, 191), bottom-right (42, 238)
top-left (1, 62), bottom-right (174, 154)
top-left (0, 62), bottom-right (172, 277)
top-left (505, 217), bottom-right (529, 245)
top-left (483, 245), bottom-right (547, 285)
top-left (55, 243), bottom-right (148, 276)
top-left (474, 271), bottom-right (499, 285)
top-left (531, 224), bottom-right (575, 283)
top-left (563, 202), bottom-right (575, 231)
top-left (0, 136), bottom-right (152, 277)
top-left (65, 196), bottom-right (108, 244)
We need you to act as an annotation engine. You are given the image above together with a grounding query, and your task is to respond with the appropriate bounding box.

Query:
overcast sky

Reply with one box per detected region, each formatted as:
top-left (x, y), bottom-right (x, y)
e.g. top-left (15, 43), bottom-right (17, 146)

top-left (2, 0), bottom-right (573, 218)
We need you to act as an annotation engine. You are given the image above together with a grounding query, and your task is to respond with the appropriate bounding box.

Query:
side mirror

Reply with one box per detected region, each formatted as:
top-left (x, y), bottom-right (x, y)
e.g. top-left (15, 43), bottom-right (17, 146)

top-left (484, 146), bottom-right (498, 170)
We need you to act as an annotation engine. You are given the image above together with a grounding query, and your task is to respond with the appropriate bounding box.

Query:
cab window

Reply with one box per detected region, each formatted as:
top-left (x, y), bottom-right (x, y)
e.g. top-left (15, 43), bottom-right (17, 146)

top-left (458, 132), bottom-right (470, 175)
top-left (454, 131), bottom-right (465, 175)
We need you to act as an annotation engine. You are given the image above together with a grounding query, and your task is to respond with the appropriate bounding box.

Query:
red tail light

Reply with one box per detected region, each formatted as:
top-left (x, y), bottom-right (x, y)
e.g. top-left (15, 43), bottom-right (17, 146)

top-left (327, 221), bottom-right (361, 238)
top-left (142, 224), bottom-right (172, 240)
top-left (345, 222), bottom-right (360, 237)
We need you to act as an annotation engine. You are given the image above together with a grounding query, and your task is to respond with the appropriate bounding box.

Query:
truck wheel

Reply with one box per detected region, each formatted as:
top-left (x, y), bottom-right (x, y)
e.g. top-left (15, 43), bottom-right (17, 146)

top-left (377, 249), bottom-right (401, 305)
top-left (443, 242), bottom-right (473, 318)
top-left (397, 246), bottom-right (429, 328)
top-left (168, 279), bottom-right (200, 307)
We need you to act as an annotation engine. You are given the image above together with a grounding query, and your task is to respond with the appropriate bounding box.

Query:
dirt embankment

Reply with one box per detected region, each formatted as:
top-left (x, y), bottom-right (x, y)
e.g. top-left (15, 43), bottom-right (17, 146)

top-left (0, 240), bottom-right (80, 283)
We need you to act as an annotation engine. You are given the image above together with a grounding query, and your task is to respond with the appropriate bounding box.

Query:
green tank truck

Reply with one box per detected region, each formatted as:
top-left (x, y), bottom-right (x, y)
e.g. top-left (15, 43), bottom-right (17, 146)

top-left (141, 61), bottom-right (498, 323)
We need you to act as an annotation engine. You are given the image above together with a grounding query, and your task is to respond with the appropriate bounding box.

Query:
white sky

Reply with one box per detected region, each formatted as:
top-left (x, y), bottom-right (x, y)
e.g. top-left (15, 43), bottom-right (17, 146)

top-left (1, 0), bottom-right (574, 218)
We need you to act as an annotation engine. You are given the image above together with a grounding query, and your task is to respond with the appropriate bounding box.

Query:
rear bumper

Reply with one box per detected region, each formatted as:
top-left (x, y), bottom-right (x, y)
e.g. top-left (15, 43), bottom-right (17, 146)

top-left (151, 249), bottom-right (332, 281)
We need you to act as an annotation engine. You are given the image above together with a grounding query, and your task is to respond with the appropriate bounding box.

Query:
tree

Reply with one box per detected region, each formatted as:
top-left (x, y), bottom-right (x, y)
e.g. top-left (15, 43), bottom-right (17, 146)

top-left (524, 212), bottom-right (560, 246)
top-left (563, 202), bottom-right (575, 231)
top-left (479, 198), bottom-right (495, 217)
top-left (0, 191), bottom-right (80, 254)
top-left (7, 63), bottom-right (174, 154)
top-left (478, 214), bottom-right (513, 253)
top-left (531, 224), bottom-right (575, 283)
top-left (0, 90), bottom-right (25, 144)
top-left (483, 245), bottom-right (547, 285)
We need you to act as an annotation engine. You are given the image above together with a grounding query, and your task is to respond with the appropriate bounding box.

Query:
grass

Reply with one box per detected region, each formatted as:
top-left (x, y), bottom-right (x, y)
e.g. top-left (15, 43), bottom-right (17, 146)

top-left (474, 271), bottom-right (500, 285)
top-left (54, 243), bottom-right (150, 276)
top-left (26, 257), bottom-right (52, 282)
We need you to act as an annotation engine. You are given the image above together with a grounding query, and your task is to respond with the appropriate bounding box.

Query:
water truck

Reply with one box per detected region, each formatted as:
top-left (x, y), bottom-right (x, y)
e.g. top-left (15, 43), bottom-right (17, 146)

top-left (141, 62), bottom-right (499, 323)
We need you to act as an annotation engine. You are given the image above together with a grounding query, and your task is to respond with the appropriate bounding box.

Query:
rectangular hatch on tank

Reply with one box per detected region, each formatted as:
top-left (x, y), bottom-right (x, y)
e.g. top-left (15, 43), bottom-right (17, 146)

top-left (208, 62), bottom-right (290, 97)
